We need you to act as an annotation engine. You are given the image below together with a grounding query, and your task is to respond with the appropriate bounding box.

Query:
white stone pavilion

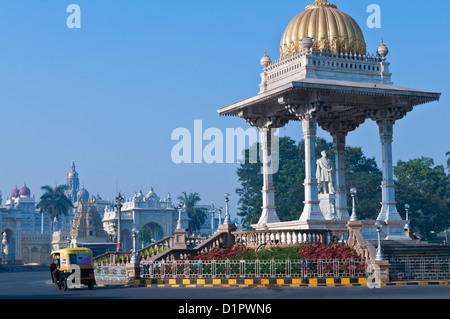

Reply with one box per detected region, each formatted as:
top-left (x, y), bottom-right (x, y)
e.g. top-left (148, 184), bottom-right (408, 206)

top-left (217, 0), bottom-right (441, 241)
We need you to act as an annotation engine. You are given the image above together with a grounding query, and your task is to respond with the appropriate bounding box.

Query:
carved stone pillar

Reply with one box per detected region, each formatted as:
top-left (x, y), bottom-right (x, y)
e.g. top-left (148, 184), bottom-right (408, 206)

top-left (369, 108), bottom-right (408, 222)
top-left (376, 119), bottom-right (401, 221)
top-left (332, 132), bottom-right (349, 220)
top-left (259, 126), bottom-right (278, 224)
top-left (300, 114), bottom-right (323, 221)
top-left (285, 103), bottom-right (324, 221)
top-left (246, 116), bottom-right (287, 227)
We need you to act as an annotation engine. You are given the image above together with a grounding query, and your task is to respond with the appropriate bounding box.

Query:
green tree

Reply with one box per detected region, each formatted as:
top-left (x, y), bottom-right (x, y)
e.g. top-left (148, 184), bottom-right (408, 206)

top-left (177, 192), bottom-right (207, 235)
top-left (394, 157), bottom-right (450, 240)
top-left (36, 185), bottom-right (73, 232)
top-left (236, 137), bottom-right (307, 227)
top-left (235, 142), bottom-right (263, 228)
top-left (446, 151), bottom-right (450, 172)
top-left (345, 146), bottom-right (382, 220)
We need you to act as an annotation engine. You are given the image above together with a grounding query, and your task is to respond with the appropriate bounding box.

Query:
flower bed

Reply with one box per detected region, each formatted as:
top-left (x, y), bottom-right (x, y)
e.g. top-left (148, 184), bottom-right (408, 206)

top-left (189, 243), bottom-right (360, 261)
top-left (298, 243), bottom-right (360, 260)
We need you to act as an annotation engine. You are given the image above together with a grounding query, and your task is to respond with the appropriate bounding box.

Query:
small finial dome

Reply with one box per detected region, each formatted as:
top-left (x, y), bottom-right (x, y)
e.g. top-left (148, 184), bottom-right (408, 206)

top-left (301, 37), bottom-right (314, 53)
top-left (377, 38), bottom-right (389, 61)
top-left (260, 49), bottom-right (271, 68)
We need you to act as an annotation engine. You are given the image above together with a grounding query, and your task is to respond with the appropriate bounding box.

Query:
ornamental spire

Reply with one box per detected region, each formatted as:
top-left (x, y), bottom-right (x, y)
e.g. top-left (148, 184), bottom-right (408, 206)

top-left (307, 0), bottom-right (337, 9)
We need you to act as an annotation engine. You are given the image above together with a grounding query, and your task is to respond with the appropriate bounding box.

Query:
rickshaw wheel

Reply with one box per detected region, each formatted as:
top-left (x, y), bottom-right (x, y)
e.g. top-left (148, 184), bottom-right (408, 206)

top-left (61, 278), bottom-right (68, 291)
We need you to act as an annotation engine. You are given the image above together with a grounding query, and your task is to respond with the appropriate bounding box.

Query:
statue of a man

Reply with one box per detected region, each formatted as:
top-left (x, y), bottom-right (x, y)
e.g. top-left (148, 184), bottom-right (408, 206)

top-left (316, 151), bottom-right (335, 194)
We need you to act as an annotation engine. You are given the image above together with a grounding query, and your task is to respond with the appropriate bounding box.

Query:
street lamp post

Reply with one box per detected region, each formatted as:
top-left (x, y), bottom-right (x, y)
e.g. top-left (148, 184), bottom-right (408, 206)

top-left (176, 201), bottom-right (183, 230)
top-left (210, 201), bottom-right (215, 236)
top-left (375, 220), bottom-right (385, 261)
top-left (131, 228), bottom-right (139, 263)
top-left (115, 193), bottom-right (124, 252)
top-left (404, 204), bottom-right (410, 230)
top-left (349, 187), bottom-right (358, 221)
top-left (224, 193), bottom-right (231, 225)
top-left (218, 207), bottom-right (223, 227)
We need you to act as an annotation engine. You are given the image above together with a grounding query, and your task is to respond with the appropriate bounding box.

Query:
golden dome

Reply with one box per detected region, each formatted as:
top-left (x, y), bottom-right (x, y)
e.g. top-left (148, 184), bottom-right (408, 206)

top-left (280, 0), bottom-right (366, 59)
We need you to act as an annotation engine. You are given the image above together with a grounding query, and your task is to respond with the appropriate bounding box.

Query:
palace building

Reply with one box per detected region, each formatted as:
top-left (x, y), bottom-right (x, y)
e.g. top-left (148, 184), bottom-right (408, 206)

top-left (1, 161), bottom-right (220, 264)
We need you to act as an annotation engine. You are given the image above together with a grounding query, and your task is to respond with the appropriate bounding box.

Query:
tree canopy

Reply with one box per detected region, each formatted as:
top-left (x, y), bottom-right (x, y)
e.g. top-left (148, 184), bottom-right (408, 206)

top-left (394, 157), bottom-right (450, 240)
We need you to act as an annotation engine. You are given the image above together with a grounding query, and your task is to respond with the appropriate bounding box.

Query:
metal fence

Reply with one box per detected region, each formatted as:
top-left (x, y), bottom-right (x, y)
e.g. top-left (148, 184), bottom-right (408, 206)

top-left (94, 264), bottom-right (128, 284)
top-left (390, 257), bottom-right (450, 281)
top-left (94, 258), bottom-right (450, 282)
top-left (139, 259), bottom-right (367, 279)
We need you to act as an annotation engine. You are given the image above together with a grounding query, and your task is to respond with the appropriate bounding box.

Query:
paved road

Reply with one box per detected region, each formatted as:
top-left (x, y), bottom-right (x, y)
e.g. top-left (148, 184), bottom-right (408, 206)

top-left (0, 271), bottom-right (448, 316)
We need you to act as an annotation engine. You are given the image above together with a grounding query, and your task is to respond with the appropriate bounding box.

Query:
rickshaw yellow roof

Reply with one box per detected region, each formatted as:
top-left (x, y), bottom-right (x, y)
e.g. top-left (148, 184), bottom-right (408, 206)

top-left (50, 247), bottom-right (93, 256)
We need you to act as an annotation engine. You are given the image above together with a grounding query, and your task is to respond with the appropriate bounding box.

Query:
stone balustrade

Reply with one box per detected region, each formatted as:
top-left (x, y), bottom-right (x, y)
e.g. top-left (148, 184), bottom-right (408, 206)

top-left (233, 229), bottom-right (333, 248)
top-left (328, 229), bottom-right (349, 244)
top-left (261, 47), bottom-right (391, 93)
top-left (194, 232), bottom-right (228, 254)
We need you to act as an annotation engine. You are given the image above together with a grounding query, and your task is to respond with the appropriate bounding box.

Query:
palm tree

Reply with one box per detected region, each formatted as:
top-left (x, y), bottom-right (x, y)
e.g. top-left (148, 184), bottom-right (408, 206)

top-left (36, 185), bottom-right (73, 232)
top-left (446, 151), bottom-right (450, 170)
top-left (177, 192), bottom-right (207, 235)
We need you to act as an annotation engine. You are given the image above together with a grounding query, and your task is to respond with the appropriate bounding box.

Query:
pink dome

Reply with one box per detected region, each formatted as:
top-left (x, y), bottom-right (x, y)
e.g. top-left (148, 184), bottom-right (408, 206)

top-left (11, 187), bottom-right (19, 198)
top-left (19, 184), bottom-right (31, 197)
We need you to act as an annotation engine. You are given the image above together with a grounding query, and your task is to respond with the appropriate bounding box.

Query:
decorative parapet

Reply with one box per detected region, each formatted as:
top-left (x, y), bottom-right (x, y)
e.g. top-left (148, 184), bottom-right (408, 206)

top-left (233, 229), bottom-right (331, 248)
top-left (260, 49), bottom-right (392, 94)
top-left (22, 233), bottom-right (52, 244)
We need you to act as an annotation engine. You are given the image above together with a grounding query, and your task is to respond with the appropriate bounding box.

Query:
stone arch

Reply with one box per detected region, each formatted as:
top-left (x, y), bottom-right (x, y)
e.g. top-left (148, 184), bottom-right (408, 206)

top-left (22, 247), bottom-right (30, 264)
top-left (139, 221), bottom-right (165, 247)
top-left (30, 247), bottom-right (39, 264)
top-left (40, 247), bottom-right (49, 265)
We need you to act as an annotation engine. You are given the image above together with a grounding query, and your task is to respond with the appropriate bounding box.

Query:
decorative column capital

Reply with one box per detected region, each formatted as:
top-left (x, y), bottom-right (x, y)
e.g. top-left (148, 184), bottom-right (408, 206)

top-left (368, 106), bottom-right (412, 125)
top-left (245, 115), bottom-right (288, 131)
top-left (319, 116), bottom-right (366, 137)
top-left (285, 102), bottom-right (325, 121)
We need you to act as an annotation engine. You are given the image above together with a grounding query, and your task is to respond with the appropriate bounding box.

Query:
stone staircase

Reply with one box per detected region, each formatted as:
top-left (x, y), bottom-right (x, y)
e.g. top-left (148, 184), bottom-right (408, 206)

top-left (369, 240), bottom-right (450, 259)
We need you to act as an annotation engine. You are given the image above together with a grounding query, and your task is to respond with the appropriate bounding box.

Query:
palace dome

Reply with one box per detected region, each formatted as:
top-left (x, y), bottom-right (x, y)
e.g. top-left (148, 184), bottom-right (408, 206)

top-left (67, 170), bottom-right (78, 178)
top-left (77, 187), bottom-right (90, 203)
top-left (11, 187), bottom-right (19, 198)
top-left (67, 161), bottom-right (78, 179)
top-left (279, 0), bottom-right (366, 59)
top-left (19, 184), bottom-right (31, 197)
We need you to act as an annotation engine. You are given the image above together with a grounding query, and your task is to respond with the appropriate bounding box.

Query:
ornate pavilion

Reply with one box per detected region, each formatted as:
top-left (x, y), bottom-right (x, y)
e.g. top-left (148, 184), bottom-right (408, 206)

top-left (217, 0), bottom-right (441, 240)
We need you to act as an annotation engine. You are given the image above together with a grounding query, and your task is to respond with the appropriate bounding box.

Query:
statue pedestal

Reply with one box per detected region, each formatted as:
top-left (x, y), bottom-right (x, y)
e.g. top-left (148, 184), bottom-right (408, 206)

top-left (126, 262), bottom-right (141, 282)
top-left (172, 228), bottom-right (187, 249)
top-left (318, 193), bottom-right (337, 220)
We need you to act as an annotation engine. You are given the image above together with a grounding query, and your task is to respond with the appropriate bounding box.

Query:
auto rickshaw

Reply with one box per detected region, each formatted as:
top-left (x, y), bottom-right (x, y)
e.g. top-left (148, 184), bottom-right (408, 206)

top-left (50, 247), bottom-right (96, 290)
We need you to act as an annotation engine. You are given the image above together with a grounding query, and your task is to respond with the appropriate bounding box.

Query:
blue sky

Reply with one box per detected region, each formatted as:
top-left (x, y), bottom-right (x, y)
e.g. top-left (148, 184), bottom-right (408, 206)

top-left (0, 0), bottom-right (448, 220)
